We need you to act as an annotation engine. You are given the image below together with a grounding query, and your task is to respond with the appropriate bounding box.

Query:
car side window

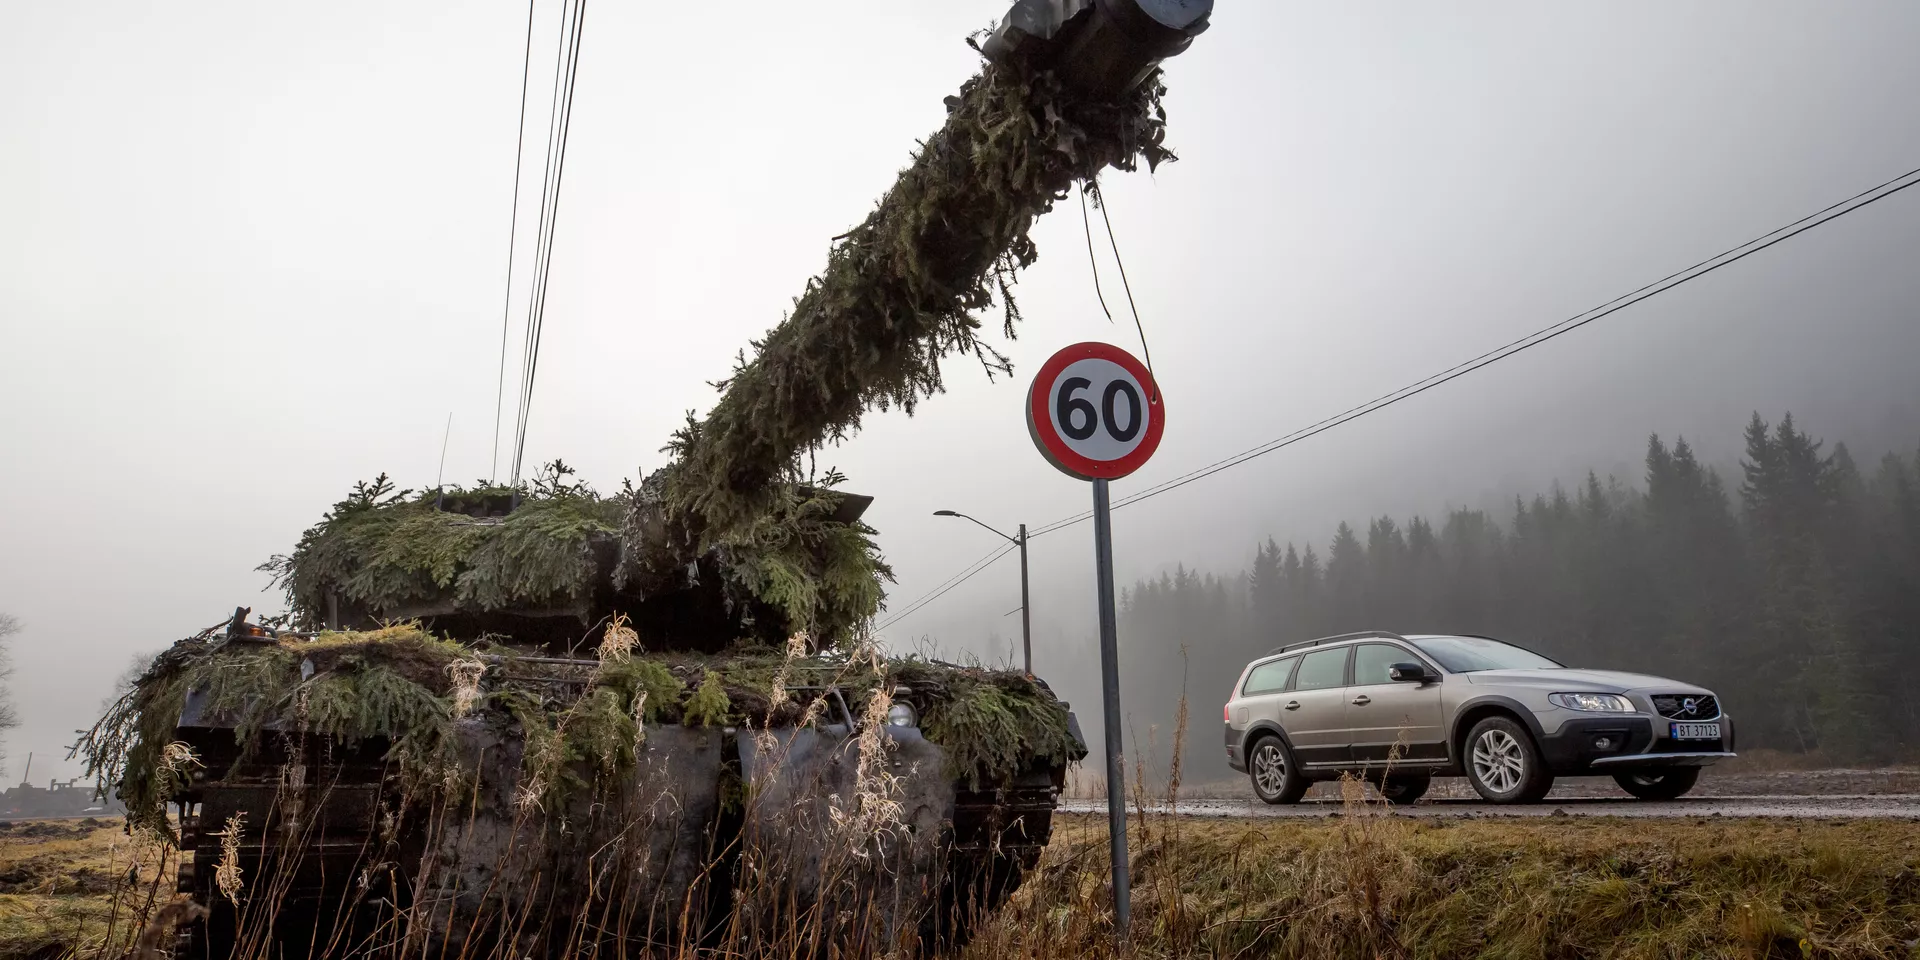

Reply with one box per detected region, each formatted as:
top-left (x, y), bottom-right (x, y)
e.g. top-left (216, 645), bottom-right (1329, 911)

top-left (1352, 643), bottom-right (1413, 686)
top-left (1241, 656), bottom-right (1298, 696)
top-left (1292, 647), bottom-right (1349, 691)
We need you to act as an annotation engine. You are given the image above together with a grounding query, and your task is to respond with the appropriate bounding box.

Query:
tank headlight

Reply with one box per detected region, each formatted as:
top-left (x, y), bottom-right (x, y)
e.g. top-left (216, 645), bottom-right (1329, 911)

top-left (1549, 692), bottom-right (1634, 713)
top-left (886, 702), bottom-right (918, 727)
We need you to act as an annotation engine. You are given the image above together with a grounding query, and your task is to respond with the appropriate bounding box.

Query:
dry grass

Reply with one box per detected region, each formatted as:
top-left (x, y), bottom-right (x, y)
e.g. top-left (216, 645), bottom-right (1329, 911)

top-left (0, 819), bottom-right (174, 960)
top-left (964, 809), bottom-right (1920, 959)
top-left (11, 808), bottom-right (1920, 958)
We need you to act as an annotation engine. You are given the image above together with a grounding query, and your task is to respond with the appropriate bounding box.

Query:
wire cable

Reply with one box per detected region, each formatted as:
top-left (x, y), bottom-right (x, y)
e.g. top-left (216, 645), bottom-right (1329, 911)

top-left (1091, 180), bottom-right (1159, 399)
top-left (1081, 181), bottom-right (1115, 323)
top-left (512, 0), bottom-right (577, 485)
top-left (1025, 164), bottom-right (1920, 538)
top-left (510, 0), bottom-right (588, 487)
top-left (874, 542), bottom-right (1018, 633)
top-left (510, 0), bottom-right (575, 488)
top-left (489, 0), bottom-right (537, 485)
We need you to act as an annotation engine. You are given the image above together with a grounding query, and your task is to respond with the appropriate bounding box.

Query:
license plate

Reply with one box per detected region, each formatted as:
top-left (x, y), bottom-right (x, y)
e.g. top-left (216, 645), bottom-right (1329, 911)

top-left (1671, 722), bottom-right (1721, 740)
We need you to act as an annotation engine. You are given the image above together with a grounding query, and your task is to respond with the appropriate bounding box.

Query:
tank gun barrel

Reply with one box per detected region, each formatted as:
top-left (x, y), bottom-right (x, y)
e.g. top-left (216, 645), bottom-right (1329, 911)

top-left (653, 0), bottom-right (1211, 549)
top-left (984, 0), bottom-right (1213, 97)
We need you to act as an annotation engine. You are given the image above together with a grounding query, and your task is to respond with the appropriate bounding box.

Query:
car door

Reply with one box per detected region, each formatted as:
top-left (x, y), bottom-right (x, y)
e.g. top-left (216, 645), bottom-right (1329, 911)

top-left (1280, 646), bottom-right (1354, 768)
top-left (1344, 642), bottom-right (1446, 764)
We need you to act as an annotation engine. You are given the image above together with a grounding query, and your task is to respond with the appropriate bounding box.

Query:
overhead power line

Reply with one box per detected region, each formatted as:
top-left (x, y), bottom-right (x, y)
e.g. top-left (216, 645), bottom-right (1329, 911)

top-left (1025, 163), bottom-right (1920, 538)
top-left (490, 0), bottom-right (538, 485)
top-left (509, 0), bottom-right (589, 488)
top-left (874, 542), bottom-right (1019, 633)
top-left (878, 162), bottom-right (1920, 632)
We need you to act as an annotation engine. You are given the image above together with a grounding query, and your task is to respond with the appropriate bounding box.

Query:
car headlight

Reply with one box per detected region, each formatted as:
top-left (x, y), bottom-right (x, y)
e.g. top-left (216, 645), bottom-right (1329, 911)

top-left (1549, 692), bottom-right (1635, 713)
top-left (886, 702), bottom-right (917, 727)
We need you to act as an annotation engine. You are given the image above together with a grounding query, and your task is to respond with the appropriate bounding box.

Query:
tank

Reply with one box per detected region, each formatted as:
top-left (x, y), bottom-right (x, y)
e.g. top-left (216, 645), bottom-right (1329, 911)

top-left (80, 3), bottom-right (1212, 954)
top-left (84, 474), bottom-right (1083, 957)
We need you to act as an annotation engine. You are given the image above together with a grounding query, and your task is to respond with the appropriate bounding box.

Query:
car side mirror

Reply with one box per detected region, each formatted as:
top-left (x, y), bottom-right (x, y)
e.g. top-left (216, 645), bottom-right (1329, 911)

top-left (1389, 662), bottom-right (1430, 683)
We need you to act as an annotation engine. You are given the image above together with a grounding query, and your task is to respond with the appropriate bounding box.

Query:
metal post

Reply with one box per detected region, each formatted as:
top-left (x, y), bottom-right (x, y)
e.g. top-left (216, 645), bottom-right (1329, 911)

top-left (1090, 478), bottom-right (1130, 938)
top-left (1018, 523), bottom-right (1032, 675)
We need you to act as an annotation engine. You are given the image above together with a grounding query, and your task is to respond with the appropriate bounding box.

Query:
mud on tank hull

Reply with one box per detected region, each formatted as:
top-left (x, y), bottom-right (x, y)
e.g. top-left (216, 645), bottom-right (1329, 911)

top-left (167, 666), bottom-right (1081, 958)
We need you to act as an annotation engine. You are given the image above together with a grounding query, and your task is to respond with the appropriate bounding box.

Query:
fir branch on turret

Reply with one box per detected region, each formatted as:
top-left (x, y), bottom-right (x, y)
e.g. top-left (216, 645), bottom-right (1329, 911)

top-left (653, 51), bottom-right (1175, 552)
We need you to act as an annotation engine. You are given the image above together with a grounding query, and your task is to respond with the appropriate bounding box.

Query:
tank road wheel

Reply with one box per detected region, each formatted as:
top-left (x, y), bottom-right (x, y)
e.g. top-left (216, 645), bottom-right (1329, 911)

top-left (1614, 767), bottom-right (1700, 801)
top-left (1465, 716), bottom-right (1554, 803)
top-left (1248, 735), bottom-right (1308, 805)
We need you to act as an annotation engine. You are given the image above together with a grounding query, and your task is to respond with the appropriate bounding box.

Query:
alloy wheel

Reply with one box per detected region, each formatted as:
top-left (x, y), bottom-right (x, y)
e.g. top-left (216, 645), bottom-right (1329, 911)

top-left (1472, 729), bottom-right (1525, 794)
top-left (1253, 742), bottom-right (1288, 796)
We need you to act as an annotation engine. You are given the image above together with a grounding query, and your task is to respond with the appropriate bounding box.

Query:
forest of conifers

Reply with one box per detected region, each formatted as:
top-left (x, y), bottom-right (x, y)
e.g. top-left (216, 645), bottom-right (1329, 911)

top-left (1119, 412), bottom-right (1920, 779)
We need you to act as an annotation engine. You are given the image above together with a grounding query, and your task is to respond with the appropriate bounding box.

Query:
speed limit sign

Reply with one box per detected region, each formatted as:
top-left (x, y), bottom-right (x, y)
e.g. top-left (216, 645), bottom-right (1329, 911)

top-left (1026, 339), bottom-right (1162, 935)
top-left (1026, 341), bottom-right (1164, 480)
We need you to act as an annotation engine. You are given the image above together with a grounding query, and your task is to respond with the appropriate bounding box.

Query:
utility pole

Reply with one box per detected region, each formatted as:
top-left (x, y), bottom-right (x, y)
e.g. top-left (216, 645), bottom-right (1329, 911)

top-left (933, 510), bottom-right (1032, 674)
top-left (1017, 523), bottom-right (1031, 676)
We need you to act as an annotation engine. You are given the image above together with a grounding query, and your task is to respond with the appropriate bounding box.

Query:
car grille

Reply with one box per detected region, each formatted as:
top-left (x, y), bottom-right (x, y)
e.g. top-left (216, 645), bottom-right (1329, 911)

top-left (1652, 694), bottom-right (1719, 720)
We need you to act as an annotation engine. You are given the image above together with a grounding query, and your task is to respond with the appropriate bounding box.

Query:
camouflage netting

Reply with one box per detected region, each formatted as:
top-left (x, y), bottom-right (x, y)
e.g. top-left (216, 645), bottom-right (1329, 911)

top-left (261, 466), bottom-right (891, 648)
top-left (260, 474), bottom-right (623, 622)
top-left (655, 47), bottom-right (1176, 550)
top-left (80, 621), bottom-right (1081, 839)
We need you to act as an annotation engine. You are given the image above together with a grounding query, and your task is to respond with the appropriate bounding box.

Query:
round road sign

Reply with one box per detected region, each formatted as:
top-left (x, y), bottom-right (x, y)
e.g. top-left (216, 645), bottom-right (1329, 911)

top-left (1026, 341), bottom-right (1165, 480)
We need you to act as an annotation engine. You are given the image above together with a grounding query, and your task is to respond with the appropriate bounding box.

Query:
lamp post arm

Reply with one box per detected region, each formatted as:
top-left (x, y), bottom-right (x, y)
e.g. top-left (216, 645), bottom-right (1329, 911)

top-left (939, 511), bottom-right (1021, 545)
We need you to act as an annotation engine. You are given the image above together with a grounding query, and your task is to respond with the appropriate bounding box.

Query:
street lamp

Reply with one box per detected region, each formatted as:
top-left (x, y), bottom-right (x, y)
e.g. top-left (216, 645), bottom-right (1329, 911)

top-left (932, 510), bottom-right (1032, 675)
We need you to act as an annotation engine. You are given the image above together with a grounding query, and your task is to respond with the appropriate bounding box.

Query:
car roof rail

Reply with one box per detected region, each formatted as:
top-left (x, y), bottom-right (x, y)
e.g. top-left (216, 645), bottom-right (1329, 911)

top-left (1270, 630), bottom-right (1409, 656)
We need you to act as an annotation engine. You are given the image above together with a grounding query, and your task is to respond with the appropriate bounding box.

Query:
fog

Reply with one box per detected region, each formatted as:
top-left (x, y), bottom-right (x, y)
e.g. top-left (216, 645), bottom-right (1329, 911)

top-left (4, 2), bottom-right (1919, 781)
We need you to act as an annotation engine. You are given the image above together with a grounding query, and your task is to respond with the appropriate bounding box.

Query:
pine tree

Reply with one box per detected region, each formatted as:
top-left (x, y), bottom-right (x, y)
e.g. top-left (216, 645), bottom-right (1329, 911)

top-left (1326, 522), bottom-right (1367, 631)
top-left (1248, 538), bottom-right (1282, 641)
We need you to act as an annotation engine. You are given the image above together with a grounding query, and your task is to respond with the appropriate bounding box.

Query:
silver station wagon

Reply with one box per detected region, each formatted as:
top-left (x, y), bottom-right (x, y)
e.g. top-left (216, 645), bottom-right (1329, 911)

top-left (1223, 631), bottom-right (1736, 804)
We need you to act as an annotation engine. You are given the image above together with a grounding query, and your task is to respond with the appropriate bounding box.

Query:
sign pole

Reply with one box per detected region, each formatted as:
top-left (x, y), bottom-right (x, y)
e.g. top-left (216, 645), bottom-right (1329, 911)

top-left (1025, 340), bottom-right (1160, 947)
top-left (1091, 477), bottom-right (1130, 937)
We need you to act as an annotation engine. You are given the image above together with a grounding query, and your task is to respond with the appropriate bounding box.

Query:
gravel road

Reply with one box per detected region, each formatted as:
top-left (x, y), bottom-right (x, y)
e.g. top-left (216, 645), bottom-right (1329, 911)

top-left (1060, 794), bottom-right (1920, 819)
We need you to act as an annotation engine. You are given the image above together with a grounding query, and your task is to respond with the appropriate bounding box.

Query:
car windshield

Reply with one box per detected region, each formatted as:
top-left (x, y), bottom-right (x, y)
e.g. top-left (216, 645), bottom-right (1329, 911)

top-left (1410, 636), bottom-right (1562, 673)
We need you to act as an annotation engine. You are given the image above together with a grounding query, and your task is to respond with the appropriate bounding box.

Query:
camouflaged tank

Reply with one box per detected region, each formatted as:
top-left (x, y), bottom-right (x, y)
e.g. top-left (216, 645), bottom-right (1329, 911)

top-left (87, 474), bottom-right (1085, 957)
top-left (82, 3), bottom-right (1211, 954)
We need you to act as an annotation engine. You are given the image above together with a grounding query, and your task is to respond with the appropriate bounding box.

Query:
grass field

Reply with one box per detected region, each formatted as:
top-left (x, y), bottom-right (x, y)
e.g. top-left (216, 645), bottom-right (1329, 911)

top-left (0, 818), bottom-right (169, 960)
top-left (6, 806), bottom-right (1920, 959)
top-left (965, 809), bottom-right (1920, 959)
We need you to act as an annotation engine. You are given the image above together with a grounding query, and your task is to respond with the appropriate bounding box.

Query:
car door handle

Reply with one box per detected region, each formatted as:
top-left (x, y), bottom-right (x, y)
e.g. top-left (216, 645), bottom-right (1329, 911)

top-left (1351, 695), bottom-right (1372, 706)
top-left (1284, 700), bottom-right (1301, 711)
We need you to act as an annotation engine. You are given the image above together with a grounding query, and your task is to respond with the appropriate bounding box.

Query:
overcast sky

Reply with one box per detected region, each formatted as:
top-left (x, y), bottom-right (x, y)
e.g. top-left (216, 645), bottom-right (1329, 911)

top-left (5, 2), bottom-right (1920, 780)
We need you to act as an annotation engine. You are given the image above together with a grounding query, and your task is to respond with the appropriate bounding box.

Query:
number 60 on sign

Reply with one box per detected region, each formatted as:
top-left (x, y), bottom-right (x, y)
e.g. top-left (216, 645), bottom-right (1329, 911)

top-left (1026, 341), bottom-right (1164, 481)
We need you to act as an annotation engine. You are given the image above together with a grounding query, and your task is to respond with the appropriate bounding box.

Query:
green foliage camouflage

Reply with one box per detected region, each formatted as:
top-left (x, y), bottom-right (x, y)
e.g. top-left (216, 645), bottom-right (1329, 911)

top-left (79, 623), bottom-right (469, 838)
top-left (656, 49), bottom-right (1176, 550)
top-left (682, 671), bottom-right (731, 728)
top-left (260, 472), bottom-right (624, 626)
top-left (687, 477), bottom-right (892, 647)
top-left (81, 623), bottom-right (1080, 837)
top-left (264, 467), bottom-right (890, 647)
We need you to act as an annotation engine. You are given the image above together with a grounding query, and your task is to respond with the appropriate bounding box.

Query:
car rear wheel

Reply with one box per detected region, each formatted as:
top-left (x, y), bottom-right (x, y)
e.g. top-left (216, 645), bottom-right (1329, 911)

top-left (1248, 735), bottom-right (1308, 805)
top-left (1613, 768), bottom-right (1700, 801)
top-left (1465, 716), bottom-right (1554, 803)
top-left (1371, 773), bottom-right (1430, 805)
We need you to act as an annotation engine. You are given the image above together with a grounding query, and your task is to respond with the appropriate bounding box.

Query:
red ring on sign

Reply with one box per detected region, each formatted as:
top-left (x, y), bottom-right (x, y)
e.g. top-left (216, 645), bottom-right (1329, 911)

top-left (1026, 341), bottom-right (1165, 481)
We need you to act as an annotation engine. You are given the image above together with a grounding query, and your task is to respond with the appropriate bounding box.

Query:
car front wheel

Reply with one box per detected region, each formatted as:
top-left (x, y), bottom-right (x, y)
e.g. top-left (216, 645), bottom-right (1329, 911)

top-left (1613, 768), bottom-right (1700, 801)
top-left (1248, 735), bottom-right (1309, 805)
top-left (1465, 716), bottom-right (1554, 803)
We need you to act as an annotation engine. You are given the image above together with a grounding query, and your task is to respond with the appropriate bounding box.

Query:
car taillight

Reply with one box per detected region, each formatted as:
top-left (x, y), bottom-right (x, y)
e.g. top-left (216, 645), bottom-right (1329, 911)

top-left (1223, 703), bottom-right (1230, 723)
